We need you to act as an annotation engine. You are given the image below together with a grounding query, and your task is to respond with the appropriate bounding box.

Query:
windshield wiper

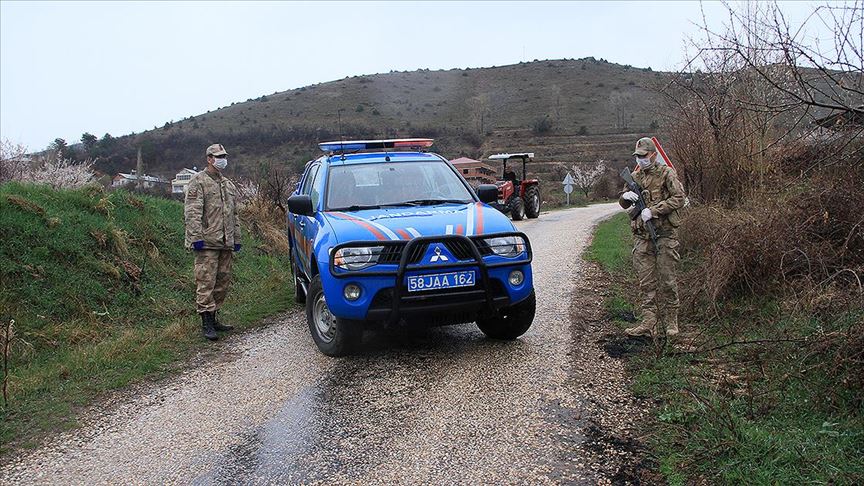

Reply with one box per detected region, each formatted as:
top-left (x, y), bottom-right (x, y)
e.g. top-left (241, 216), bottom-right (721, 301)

top-left (396, 199), bottom-right (471, 206)
top-left (329, 204), bottom-right (381, 211)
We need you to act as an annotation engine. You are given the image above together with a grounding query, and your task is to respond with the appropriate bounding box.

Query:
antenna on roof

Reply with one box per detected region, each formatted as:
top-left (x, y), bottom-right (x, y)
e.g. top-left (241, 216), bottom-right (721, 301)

top-left (337, 109), bottom-right (346, 161)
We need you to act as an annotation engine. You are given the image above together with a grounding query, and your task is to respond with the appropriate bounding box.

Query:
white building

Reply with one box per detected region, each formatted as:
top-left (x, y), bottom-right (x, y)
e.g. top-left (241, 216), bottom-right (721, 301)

top-left (171, 168), bottom-right (199, 194)
top-left (112, 171), bottom-right (170, 189)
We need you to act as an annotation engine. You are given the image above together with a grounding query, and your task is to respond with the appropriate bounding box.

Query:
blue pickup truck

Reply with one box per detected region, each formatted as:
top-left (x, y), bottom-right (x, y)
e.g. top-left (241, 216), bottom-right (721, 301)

top-left (287, 139), bottom-right (535, 356)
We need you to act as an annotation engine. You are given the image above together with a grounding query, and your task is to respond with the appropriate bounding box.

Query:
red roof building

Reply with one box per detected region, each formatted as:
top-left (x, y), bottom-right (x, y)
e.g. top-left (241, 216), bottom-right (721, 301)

top-left (450, 157), bottom-right (497, 185)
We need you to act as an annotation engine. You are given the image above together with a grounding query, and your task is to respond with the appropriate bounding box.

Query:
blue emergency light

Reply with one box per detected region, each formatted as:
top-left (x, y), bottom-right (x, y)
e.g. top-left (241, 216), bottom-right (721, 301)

top-left (318, 138), bottom-right (434, 154)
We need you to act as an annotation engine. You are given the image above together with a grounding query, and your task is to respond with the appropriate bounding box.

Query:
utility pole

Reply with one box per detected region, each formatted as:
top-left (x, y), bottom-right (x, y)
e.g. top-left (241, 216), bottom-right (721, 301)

top-left (136, 147), bottom-right (143, 191)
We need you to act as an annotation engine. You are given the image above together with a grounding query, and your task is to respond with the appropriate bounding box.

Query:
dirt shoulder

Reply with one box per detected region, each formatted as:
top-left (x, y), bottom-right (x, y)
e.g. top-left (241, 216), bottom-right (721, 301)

top-left (563, 259), bottom-right (662, 484)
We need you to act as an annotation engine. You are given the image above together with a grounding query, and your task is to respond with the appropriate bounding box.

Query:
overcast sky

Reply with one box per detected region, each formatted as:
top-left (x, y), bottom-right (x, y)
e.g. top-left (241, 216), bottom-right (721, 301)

top-left (1, 1), bottom-right (824, 150)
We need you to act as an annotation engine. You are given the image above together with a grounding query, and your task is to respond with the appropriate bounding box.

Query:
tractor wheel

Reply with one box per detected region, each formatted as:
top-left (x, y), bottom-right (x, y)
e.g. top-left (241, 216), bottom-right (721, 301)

top-left (525, 185), bottom-right (541, 219)
top-left (508, 195), bottom-right (526, 221)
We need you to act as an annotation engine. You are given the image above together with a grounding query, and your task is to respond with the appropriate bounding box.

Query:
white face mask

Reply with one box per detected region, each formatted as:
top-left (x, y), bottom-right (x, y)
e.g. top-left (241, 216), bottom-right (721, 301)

top-left (636, 157), bottom-right (651, 169)
top-left (213, 158), bottom-right (228, 170)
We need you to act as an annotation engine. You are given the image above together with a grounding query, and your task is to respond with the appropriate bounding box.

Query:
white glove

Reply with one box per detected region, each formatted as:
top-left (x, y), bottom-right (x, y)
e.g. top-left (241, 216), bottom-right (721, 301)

top-left (622, 191), bottom-right (639, 202)
top-left (641, 208), bottom-right (653, 222)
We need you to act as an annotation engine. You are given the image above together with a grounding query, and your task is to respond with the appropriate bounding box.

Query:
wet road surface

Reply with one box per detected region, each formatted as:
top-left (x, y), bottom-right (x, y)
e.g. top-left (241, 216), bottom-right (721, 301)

top-left (1, 203), bottom-right (646, 484)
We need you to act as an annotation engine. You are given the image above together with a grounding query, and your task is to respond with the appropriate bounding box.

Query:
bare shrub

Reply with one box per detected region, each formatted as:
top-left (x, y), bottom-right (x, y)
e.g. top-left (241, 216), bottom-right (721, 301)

top-left (679, 138), bottom-right (864, 306)
top-left (238, 162), bottom-right (298, 255)
top-left (240, 197), bottom-right (290, 255)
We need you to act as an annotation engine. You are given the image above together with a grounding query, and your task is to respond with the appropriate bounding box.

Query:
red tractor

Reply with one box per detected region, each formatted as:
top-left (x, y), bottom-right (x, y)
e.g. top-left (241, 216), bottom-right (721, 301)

top-left (488, 152), bottom-right (541, 221)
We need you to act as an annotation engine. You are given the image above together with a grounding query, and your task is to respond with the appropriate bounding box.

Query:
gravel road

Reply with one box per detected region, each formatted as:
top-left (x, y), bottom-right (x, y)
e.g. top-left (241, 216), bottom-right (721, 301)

top-left (1, 202), bottom-right (649, 485)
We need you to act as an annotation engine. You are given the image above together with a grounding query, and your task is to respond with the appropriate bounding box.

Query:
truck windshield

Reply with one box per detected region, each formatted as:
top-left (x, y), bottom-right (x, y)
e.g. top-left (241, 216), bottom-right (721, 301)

top-left (326, 161), bottom-right (474, 210)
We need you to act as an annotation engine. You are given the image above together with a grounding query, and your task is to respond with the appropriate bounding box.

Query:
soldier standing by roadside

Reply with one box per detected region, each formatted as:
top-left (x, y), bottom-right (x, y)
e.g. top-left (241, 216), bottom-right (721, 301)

top-left (619, 137), bottom-right (686, 338)
top-left (184, 144), bottom-right (242, 341)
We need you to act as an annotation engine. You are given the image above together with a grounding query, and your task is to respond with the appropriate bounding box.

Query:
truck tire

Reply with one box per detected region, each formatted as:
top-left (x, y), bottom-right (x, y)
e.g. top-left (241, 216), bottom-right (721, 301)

top-left (508, 195), bottom-right (526, 221)
top-left (476, 291), bottom-right (536, 340)
top-left (306, 275), bottom-right (362, 356)
top-left (525, 185), bottom-right (541, 219)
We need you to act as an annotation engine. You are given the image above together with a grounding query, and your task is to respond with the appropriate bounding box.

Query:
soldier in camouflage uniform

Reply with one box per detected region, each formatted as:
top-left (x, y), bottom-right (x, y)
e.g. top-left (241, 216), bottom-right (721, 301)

top-left (619, 137), bottom-right (686, 338)
top-left (184, 143), bottom-right (242, 341)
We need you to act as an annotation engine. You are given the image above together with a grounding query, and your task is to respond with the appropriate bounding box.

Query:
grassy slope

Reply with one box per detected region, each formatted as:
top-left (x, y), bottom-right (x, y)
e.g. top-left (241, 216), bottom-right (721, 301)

top-left (0, 183), bottom-right (294, 449)
top-left (586, 214), bottom-right (864, 485)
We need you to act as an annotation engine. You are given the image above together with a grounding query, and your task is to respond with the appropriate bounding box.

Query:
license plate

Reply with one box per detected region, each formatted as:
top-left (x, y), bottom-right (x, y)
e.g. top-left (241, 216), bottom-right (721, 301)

top-left (407, 270), bottom-right (475, 292)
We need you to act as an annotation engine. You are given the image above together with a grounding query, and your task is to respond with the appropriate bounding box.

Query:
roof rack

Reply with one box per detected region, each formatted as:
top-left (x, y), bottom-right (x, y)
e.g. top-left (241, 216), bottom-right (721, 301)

top-left (319, 138), bottom-right (434, 155)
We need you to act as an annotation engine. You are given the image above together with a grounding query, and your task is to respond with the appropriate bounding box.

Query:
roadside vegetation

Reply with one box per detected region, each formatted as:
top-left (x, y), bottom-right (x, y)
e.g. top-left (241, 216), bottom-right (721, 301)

top-left (589, 214), bottom-right (863, 484)
top-left (588, 3), bottom-right (864, 483)
top-left (0, 182), bottom-right (294, 450)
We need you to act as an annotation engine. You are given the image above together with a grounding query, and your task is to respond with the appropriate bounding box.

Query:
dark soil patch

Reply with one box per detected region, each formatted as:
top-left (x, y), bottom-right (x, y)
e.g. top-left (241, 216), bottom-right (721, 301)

top-left (583, 422), bottom-right (659, 485)
top-left (599, 334), bottom-right (651, 359)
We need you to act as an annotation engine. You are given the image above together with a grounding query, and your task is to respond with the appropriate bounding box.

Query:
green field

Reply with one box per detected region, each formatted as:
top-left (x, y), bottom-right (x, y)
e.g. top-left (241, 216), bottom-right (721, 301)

top-left (0, 182), bottom-right (295, 450)
top-left (586, 214), bottom-right (864, 485)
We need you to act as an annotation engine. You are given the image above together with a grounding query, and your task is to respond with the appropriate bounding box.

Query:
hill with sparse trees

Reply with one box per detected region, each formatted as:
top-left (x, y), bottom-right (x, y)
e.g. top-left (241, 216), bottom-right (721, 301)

top-left (54, 58), bottom-right (673, 203)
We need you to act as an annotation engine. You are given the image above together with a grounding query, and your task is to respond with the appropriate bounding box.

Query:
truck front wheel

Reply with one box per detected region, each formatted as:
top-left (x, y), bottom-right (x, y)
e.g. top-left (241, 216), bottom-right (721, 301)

top-left (476, 291), bottom-right (536, 340)
top-left (306, 276), bottom-right (363, 356)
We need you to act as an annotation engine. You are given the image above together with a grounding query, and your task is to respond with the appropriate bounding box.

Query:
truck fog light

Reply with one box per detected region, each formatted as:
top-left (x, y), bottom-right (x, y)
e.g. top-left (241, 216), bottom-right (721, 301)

top-left (508, 270), bottom-right (524, 286)
top-left (344, 284), bottom-right (362, 301)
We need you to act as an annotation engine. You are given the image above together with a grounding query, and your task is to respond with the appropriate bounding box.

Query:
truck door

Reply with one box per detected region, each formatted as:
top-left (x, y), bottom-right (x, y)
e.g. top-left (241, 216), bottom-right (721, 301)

top-left (291, 163), bottom-right (320, 277)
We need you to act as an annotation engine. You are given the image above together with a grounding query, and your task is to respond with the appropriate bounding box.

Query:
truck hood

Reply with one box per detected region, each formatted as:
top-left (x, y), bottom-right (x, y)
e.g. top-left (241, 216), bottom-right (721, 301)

top-left (323, 202), bottom-right (514, 243)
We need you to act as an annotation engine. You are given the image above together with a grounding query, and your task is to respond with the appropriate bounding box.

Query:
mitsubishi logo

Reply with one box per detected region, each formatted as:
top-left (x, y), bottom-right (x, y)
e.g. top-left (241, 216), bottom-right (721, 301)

top-left (430, 245), bottom-right (449, 262)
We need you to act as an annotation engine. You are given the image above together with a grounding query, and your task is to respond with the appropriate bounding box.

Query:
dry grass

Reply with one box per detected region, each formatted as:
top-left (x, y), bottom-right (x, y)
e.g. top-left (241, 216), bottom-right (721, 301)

top-left (240, 197), bottom-right (291, 255)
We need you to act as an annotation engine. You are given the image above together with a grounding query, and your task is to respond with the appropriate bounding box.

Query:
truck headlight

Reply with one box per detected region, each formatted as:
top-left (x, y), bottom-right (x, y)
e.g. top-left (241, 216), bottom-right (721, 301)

top-left (483, 236), bottom-right (525, 258)
top-left (334, 246), bottom-right (382, 270)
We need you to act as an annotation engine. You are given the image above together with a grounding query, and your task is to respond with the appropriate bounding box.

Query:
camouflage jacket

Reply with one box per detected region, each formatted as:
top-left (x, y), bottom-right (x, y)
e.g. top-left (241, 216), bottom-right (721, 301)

top-left (184, 170), bottom-right (241, 250)
top-left (618, 163), bottom-right (685, 239)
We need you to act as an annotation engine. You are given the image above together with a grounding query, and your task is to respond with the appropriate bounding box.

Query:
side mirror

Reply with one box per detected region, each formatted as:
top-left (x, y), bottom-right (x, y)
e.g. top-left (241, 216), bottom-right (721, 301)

top-left (477, 184), bottom-right (499, 204)
top-left (288, 194), bottom-right (314, 216)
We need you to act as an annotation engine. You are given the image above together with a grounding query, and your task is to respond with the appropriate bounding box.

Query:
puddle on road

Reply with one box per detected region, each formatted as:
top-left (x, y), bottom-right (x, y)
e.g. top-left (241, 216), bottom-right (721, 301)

top-left (194, 324), bottom-right (519, 484)
top-left (192, 384), bottom-right (335, 485)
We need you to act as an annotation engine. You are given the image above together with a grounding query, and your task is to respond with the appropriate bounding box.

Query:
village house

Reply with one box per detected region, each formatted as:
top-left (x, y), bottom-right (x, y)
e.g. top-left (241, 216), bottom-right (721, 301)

top-left (171, 168), bottom-right (199, 194)
top-left (449, 157), bottom-right (497, 186)
top-left (111, 170), bottom-right (170, 189)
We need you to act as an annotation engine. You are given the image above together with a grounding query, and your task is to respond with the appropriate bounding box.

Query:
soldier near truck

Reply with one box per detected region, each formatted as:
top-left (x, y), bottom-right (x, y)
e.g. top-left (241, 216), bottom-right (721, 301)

top-left (184, 143), bottom-right (242, 341)
top-left (618, 137), bottom-right (686, 338)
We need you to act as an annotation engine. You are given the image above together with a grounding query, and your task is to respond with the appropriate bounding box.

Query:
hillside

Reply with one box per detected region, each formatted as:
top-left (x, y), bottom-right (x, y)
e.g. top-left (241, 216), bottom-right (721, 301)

top-left (87, 58), bottom-right (670, 186)
top-left (0, 183), bottom-right (294, 447)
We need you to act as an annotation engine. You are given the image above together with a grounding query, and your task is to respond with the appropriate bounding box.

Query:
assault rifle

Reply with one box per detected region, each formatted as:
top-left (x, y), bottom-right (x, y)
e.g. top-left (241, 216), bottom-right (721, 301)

top-left (620, 168), bottom-right (658, 254)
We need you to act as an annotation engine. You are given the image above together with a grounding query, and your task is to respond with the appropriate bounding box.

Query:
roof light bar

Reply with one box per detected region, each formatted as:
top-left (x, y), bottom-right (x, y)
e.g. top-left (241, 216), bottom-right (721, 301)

top-left (318, 138), bottom-right (434, 154)
top-left (489, 153), bottom-right (535, 160)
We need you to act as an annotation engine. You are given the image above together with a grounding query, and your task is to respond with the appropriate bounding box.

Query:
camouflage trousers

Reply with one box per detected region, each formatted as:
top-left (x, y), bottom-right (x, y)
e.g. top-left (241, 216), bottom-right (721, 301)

top-left (194, 249), bottom-right (234, 313)
top-left (633, 236), bottom-right (680, 333)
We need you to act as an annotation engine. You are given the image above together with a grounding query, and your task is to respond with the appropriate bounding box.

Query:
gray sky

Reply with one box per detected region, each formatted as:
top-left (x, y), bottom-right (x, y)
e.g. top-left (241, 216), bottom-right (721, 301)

top-left (1, 1), bottom-right (823, 150)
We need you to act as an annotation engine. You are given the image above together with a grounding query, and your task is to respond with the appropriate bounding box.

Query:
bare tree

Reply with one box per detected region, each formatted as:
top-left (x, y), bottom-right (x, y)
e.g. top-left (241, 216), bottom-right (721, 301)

top-left (468, 94), bottom-right (490, 135)
top-left (0, 139), bottom-right (29, 183)
top-left (571, 160), bottom-right (607, 198)
top-left (609, 91), bottom-right (633, 132)
top-left (661, 1), bottom-right (864, 203)
top-left (256, 161), bottom-right (298, 215)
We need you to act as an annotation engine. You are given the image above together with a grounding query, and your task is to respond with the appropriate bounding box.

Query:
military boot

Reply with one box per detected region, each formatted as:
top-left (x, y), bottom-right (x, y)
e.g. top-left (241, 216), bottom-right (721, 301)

top-left (212, 310), bottom-right (234, 332)
top-left (665, 315), bottom-right (679, 337)
top-left (201, 312), bottom-right (218, 341)
top-left (625, 322), bottom-right (655, 337)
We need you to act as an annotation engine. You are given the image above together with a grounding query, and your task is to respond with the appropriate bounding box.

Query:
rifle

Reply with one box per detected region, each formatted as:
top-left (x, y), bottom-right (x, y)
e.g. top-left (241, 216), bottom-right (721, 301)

top-left (620, 168), bottom-right (658, 254)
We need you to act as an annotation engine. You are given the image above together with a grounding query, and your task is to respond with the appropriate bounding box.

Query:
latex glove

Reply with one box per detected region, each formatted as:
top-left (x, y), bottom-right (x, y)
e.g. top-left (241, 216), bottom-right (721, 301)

top-left (622, 191), bottom-right (639, 202)
top-left (640, 208), bottom-right (653, 222)
top-left (192, 240), bottom-right (205, 251)
top-left (234, 243), bottom-right (242, 252)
